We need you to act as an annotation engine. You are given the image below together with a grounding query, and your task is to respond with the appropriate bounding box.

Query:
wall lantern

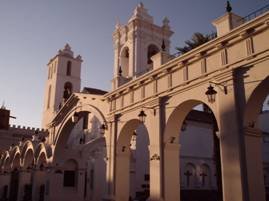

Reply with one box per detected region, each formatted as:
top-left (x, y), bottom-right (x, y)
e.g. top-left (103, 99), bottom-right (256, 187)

top-left (206, 81), bottom-right (228, 103)
top-left (138, 109), bottom-right (147, 123)
top-left (205, 85), bottom-right (217, 103)
top-left (99, 124), bottom-right (107, 135)
top-left (72, 112), bottom-right (79, 123)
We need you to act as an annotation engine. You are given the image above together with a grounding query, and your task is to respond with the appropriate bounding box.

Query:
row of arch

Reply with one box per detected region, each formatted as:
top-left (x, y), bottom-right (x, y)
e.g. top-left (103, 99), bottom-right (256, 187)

top-left (2, 75), bottom-right (267, 201)
top-left (0, 141), bottom-right (49, 173)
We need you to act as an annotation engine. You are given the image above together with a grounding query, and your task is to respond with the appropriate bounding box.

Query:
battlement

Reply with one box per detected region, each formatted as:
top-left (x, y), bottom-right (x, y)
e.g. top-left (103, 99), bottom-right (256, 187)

top-left (9, 124), bottom-right (48, 135)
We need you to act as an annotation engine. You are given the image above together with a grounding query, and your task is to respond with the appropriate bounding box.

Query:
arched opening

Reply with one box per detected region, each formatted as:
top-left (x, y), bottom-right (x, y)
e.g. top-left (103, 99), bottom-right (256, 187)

top-left (244, 76), bottom-right (269, 201)
top-left (9, 153), bottom-right (20, 201)
top-left (11, 153), bottom-right (21, 171)
top-left (163, 100), bottom-right (222, 201)
top-left (3, 156), bottom-right (10, 173)
top-left (23, 149), bottom-right (34, 170)
top-left (120, 47), bottom-right (130, 78)
top-left (63, 82), bottom-right (73, 102)
top-left (67, 61), bottom-right (72, 76)
top-left (35, 144), bottom-right (48, 170)
top-left (53, 107), bottom-right (107, 201)
top-left (116, 119), bottom-right (150, 201)
top-left (147, 44), bottom-right (159, 66)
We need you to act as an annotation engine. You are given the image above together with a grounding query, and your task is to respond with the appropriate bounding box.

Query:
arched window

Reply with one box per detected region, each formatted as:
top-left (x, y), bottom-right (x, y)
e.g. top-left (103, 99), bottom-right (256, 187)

top-left (120, 47), bottom-right (130, 78)
top-left (184, 163), bottom-right (196, 188)
top-left (66, 61), bottom-right (72, 76)
top-left (200, 164), bottom-right (211, 188)
top-left (147, 44), bottom-right (159, 64)
top-left (47, 85), bottom-right (51, 109)
top-left (63, 82), bottom-right (73, 101)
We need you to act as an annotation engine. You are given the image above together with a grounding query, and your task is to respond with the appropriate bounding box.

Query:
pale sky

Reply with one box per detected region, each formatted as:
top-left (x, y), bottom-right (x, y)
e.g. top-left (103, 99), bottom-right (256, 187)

top-left (0, 0), bottom-right (267, 128)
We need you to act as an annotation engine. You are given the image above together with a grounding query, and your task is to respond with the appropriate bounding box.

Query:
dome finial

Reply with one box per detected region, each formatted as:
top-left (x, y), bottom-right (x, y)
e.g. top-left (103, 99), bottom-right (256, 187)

top-left (226, 1), bottom-right (232, 12)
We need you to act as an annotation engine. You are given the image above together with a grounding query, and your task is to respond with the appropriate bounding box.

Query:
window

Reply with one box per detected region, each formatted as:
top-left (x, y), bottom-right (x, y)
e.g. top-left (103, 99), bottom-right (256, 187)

top-left (200, 164), bottom-right (210, 187)
top-left (63, 82), bottom-right (73, 101)
top-left (63, 170), bottom-right (76, 187)
top-left (120, 47), bottom-right (129, 78)
top-left (184, 163), bottom-right (196, 188)
top-left (47, 85), bottom-right (51, 109)
top-left (67, 61), bottom-right (72, 76)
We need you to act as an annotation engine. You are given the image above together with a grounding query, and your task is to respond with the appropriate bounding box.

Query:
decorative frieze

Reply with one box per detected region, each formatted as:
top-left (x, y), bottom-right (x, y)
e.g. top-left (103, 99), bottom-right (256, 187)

top-left (221, 49), bottom-right (228, 66)
top-left (246, 37), bottom-right (254, 56)
top-left (201, 58), bottom-right (207, 74)
top-left (183, 65), bottom-right (188, 81)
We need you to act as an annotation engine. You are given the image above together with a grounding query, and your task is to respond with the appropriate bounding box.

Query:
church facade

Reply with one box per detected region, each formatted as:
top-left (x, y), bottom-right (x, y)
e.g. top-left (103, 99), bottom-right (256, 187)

top-left (1, 3), bottom-right (269, 201)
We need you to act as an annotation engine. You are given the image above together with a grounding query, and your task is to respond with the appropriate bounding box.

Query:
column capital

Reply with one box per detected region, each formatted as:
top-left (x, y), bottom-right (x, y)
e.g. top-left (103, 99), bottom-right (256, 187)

top-left (244, 126), bottom-right (262, 137)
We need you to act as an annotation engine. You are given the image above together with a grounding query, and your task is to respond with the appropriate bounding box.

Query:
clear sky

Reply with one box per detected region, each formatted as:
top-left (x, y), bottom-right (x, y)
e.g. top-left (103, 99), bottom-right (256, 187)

top-left (0, 0), bottom-right (267, 128)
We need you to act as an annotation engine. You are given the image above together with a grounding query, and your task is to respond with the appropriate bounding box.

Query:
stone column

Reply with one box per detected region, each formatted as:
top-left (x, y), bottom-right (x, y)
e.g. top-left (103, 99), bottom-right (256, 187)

top-left (163, 143), bottom-right (180, 201)
top-left (103, 116), bottom-right (118, 201)
top-left (148, 145), bottom-right (163, 201)
top-left (244, 127), bottom-right (266, 201)
top-left (0, 173), bottom-right (10, 200)
top-left (217, 87), bottom-right (245, 201)
top-left (146, 102), bottom-right (164, 201)
top-left (115, 151), bottom-right (130, 201)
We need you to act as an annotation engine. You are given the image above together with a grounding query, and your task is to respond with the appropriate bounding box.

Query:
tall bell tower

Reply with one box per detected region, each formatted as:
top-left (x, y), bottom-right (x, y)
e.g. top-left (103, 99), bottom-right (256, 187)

top-left (42, 44), bottom-right (82, 128)
top-left (112, 3), bottom-right (173, 89)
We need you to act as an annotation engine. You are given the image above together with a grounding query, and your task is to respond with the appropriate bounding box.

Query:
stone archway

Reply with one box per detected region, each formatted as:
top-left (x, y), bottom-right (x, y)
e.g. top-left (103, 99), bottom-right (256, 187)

top-left (115, 119), bottom-right (150, 201)
top-left (243, 76), bottom-right (269, 201)
top-left (51, 103), bottom-right (108, 201)
top-left (53, 103), bottom-right (107, 162)
top-left (163, 99), bottom-right (221, 201)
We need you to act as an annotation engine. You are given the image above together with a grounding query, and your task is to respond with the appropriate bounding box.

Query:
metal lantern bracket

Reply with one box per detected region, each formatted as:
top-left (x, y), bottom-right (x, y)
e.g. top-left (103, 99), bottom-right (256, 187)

top-left (209, 81), bottom-right (228, 94)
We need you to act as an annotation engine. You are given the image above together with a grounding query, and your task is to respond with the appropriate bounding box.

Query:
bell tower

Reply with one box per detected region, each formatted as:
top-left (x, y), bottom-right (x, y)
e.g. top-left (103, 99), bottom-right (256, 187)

top-left (42, 44), bottom-right (82, 128)
top-left (112, 3), bottom-right (173, 89)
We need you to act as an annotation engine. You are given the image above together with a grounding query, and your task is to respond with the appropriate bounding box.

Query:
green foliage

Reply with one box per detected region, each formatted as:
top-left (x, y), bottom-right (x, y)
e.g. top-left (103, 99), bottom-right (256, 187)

top-left (176, 32), bottom-right (215, 54)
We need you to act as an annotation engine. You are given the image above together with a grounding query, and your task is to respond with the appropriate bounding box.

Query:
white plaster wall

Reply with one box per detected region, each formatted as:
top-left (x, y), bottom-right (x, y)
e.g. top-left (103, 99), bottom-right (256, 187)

top-left (180, 121), bottom-right (214, 158)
